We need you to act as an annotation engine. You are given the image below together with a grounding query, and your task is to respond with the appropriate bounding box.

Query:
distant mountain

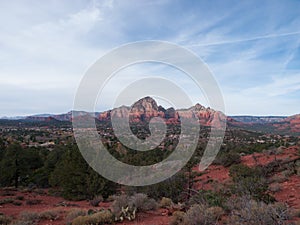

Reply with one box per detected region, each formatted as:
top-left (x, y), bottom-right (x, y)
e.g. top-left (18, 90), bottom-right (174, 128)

top-left (0, 116), bottom-right (26, 120)
top-left (231, 116), bottom-right (287, 124)
top-left (229, 114), bottom-right (300, 136)
top-left (31, 114), bottom-right (54, 117)
top-left (1, 97), bottom-right (299, 136)
top-left (272, 114), bottom-right (300, 134)
top-left (97, 96), bottom-right (227, 127)
top-left (26, 116), bottom-right (60, 122)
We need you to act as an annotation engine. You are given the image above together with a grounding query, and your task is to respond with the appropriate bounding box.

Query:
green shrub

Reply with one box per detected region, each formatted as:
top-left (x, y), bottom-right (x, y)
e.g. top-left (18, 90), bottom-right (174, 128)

top-left (71, 216), bottom-right (88, 225)
top-left (229, 164), bottom-right (273, 203)
top-left (214, 152), bottom-right (241, 167)
top-left (130, 193), bottom-right (157, 211)
top-left (19, 211), bottom-right (39, 222)
top-left (111, 193), bottom-right (156, 222)
top-left (135, 171), bottom-right (187, 202)
top-left (206, 206), bottom-right (224, 220)
top-left (10, 221), bottom-right (32, 225)
top-left (0, 198), bottom-right (14, 205)
top-left (66, 209), bottom-right (86, 225)
top-left (281, 169), bottom-right (294, 177)
top-left (294, 209), bottom-right (300, 218)
top-left (33, 188), bottom-right (47, 195)
top-left (229, 164), bottom-right (262, 181)
top-left (0, 215), bottom-right (12, 225)
top-left (111, 194), bottom-right (130, 215)
top-left (170, 211), bottom-right (185, 225)
top-left (16, 196), bottom-right (24, 201)
top-left (160, 197), bottom-right (173, 208)
top-left (91, 210), bottom-right (113, 224)
top-left (39, 210), bottom-right (60, 220)
top-left (268, 183), bottom-right (281, 193)
top-left (90, 195), bottom-right (103, 207)
top-left (17, 210), bottom-right (60, 224)
top-left (0, 191), bottom-right (14, 196)
top-left (269, 174), bottom-right (288, 183)
top-left (72, 210), bottom-right (113, 225)
top-left (25, 199), bottom-right (42, 205)
top-left (189, 190), bottom-right (225, 208)
top-left (227, 197), bottom-right (289, 225)
top-left (12, 201), bottom-right (22, 206)
top-left (182, 204), bottom-right (223, 225)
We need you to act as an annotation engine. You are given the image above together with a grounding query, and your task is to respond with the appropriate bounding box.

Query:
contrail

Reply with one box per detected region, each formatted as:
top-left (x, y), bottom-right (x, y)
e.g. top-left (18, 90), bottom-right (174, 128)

top-left (185, 31), bottom-right (300, 47)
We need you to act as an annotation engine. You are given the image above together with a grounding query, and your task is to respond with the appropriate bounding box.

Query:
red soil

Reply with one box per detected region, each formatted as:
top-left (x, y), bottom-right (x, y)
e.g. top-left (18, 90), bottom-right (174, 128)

top-left (193, 165), bottom-right (230, 190)
top-left (0, 189), bottom-right (170, 225)
top-left (241, 146), bottom-right (299, 167)
top-left (194, 147), bottom-right (300, 209)
top-left (119, 210), bottom-right (169, 225)
top-left (274, 175), bottom-right (300, 210)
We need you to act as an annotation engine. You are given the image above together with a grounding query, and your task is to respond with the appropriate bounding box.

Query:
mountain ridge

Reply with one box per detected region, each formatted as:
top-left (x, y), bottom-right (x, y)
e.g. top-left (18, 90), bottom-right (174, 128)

top-left (1, 97), bottom-right (299, 135)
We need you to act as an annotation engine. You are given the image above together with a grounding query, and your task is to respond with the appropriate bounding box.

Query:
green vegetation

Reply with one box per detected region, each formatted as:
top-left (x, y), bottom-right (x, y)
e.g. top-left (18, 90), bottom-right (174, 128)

top-left (226, 196), bottom-right (289, 225)
top-left (0, 214), bottom-right (12, 225)
top-left (229, 164), bottom-right (275, 203)
top-left (71, 210), bottom-right (113, 225)
top-left (214, 151), bottom-right (241, 167)
top-left (0, 144), bottom-right (43, 188)
top-left (11, 210), bottom-right (61, 225)
top-left (111, 193), bottom-right (157, 221)
top-left (49, 144), bottom-right (117, 200)
top-left (159, 197), bottom-right (173, 208)
top-left (189, 190), bottom-right (226, 208)
top-left (0, 119), bottom-right (299, 224)
top-left (181, 204), bottom-right (224, 225)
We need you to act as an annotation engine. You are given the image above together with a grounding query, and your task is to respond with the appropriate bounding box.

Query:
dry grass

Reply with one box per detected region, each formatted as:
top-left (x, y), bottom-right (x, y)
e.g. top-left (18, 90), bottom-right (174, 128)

top-left (39, 209), bottom-right (60, 220)
top-left (0, 214), bottom-right (12, 225)
top-left (71, 210), bottom-right (113, 225)
top-left (89, 195), bottom-right (103, 207)
top-left (159, 197), bottom-right (173, 208)
top-left (130, 193), bottom-right (157, 212)
top-left (227, 196), bottom-right (290, 225)
top-left (268, 182), bottom-right (281, 192)
top-left (15, 209), bottom-right (61, 225)
top-left (170, 211), bottom-right (185, 225)
top-left (65, 208), bottom-right (86, 225)
top-left (182, 204), bottom-right (223, 225)
top-left (0, 198), bottom-right (14, 205)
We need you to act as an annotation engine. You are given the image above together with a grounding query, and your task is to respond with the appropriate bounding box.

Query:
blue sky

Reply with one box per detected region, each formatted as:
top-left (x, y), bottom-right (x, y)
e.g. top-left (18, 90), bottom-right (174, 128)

top-left (0, 0), bottom-right (300, 116)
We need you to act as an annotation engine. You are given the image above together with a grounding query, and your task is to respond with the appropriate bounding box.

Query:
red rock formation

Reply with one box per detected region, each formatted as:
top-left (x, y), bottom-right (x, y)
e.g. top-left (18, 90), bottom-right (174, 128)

top-left (96, 97), bottom-right (227, 128)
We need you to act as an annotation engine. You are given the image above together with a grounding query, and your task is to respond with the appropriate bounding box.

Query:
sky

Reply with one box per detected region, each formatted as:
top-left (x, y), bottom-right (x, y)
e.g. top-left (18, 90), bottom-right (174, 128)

top-left (0, 0), bottom-right (300, 116)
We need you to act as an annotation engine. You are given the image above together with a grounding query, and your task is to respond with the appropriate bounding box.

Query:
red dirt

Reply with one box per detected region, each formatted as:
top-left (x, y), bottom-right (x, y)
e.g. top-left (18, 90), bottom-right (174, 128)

top-left (0, 189), bottom-right (109, 224)
top-left (0, 189), bottom-right (170, 225)
top-left (194, 147), bottom-right (300, 210)
top-left (241, 146), bottom-right (299, 167)
top-left (274, 175), bottom-right (300, 210)
top-left (119, 210), bottom-right (169, 225)
top-left (193, 165), bottom-right (230, 190)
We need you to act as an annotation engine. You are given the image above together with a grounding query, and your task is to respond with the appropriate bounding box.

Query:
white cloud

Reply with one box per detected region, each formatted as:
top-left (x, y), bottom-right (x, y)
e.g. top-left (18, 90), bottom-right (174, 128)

top-left (0, 0), bottom-right (300, 116)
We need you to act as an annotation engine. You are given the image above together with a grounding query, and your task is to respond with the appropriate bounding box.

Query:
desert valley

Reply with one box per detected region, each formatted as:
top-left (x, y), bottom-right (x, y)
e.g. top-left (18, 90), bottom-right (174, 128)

top-left (0, 97), bottom-right (299, 225)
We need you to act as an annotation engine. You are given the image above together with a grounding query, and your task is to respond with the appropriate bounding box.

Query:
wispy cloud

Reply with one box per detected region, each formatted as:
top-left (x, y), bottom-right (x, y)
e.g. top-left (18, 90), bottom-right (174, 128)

top-left (0, 0), bottom-right (300, 116)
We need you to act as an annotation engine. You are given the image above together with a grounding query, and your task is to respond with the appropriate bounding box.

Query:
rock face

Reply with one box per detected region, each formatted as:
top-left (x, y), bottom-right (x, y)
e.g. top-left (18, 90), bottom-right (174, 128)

top-left (130, 97), bottom-right (165, 122)
top-left (229, 114), bottom-right (300, 135)
top-left (288, 114), bottom-right (300, 132)
top-left (17, 98), bottom-right (300, 135)
top-left (272, 114), bottom-right (300, 133)
top-left (96, 96), bottom-right (226, 127)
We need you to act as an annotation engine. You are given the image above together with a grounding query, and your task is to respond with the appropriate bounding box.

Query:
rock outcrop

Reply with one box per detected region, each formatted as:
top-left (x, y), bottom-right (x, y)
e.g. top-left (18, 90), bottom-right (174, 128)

top-left (96, 96), bottom-right (226, 127)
